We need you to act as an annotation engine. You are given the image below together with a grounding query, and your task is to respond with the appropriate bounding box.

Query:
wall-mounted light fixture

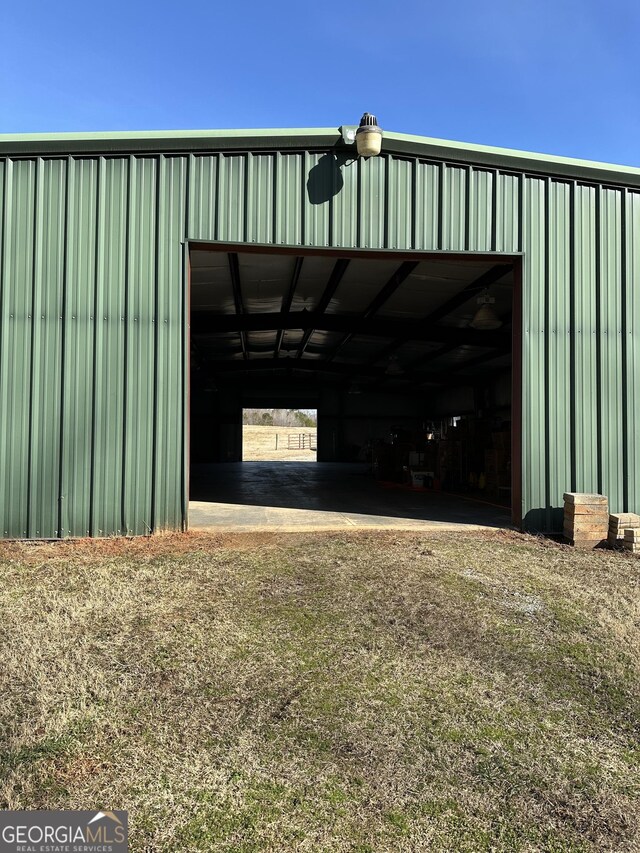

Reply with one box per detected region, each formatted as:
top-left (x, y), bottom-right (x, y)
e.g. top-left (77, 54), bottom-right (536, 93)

top-left (469, 293), bottom-right (502, 330)
top-left (340, 113), bottom-right (383, 157)
top-left (356, 113), bottom-right (383, 157)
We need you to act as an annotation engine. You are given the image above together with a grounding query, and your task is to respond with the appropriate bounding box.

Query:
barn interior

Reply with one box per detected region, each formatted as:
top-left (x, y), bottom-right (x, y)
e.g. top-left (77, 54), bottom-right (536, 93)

top-left (189, 245), bottom-right (518, 528)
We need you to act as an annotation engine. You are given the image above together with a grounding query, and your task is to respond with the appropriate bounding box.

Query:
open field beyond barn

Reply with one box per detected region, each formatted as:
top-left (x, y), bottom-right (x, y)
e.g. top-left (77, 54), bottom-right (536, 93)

top-left (0, 531), bottom-right (638, 852)
top-left (242, 425), bottom-right (317, 461)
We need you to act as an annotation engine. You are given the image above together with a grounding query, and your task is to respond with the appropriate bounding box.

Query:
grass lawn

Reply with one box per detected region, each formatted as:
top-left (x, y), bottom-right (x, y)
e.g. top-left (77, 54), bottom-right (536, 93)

top-left (0, 530), bottom-right (638, 852)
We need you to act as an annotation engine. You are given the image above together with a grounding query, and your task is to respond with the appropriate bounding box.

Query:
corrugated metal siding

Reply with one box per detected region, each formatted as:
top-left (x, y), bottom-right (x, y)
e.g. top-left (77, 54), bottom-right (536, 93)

top-left (547, 179), bottom-right (572, 531)
top-left (573, 183), bottom-right (599, 496)
top-left (600, 188), bottom-right (625, 513)
top-left (414, 162), bottom-right (439, 250)
top-left (0, 154), bottom-right (187, 537)
top-left (154, 156), bottom-right (187, 533)
top-left (627, 192), bottom-right (640, 514)
top-left (60, 157), bottom-right (97, 537)
top-left (0, 146), bottom-right (639, 536)
top-left (1, 159), bottom-right (37, 538)
top-left (521, 176), bottom-right (547, 531)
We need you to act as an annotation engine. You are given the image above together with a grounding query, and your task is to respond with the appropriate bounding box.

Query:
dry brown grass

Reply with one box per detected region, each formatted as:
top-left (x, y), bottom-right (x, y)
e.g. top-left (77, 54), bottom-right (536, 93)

top-left (242, 425), bottom-right (317, 461)
top-left (0, 530), bottom-right (639, 852)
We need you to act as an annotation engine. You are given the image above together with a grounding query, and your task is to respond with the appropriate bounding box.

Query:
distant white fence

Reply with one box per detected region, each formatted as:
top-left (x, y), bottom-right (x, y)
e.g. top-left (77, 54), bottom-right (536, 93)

top-left (286, 433), bottom-right (317, 451)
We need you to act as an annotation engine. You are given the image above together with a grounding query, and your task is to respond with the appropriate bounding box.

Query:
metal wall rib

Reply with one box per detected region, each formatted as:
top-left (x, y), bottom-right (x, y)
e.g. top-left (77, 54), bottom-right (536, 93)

top-left (627, 192), bottom-right (640, 515)
top-left (0, 148), bottom-right (638, 536)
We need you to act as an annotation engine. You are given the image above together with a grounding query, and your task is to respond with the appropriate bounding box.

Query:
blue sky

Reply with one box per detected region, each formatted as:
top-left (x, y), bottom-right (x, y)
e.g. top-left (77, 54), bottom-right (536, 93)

top-left (1, 0), bottom-right (639, 166)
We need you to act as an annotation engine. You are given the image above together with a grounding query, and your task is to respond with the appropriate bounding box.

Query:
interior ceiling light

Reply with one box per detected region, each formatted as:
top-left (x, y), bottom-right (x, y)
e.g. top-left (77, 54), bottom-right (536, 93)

top-left (469, 294), bottom-right (502, 331)
top-left (385, 356), bottom-right (404, 376)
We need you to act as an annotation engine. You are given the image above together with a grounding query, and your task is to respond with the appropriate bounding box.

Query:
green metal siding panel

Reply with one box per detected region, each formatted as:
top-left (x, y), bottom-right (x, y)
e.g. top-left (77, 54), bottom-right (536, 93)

top-left (627, 192), bottom-right (640, 513)
top-left (414, 162), bottom-right (439, 250)
top-left (123, 157), bottom-right (157, 535)
top-left (0, 162), bottom-right (4, 530)
top-left (573, 183), bottom-right (599, 494)
top-left (331, 152), bottom-right (358, 249)
top-left (218, 155), bottom-right (246, 243)
top-left (60, 157), bottom-right (98, 537)
top-left (386, 157), bottom-right (413, 250)
top-left (246, 154), bottom-right (274, 245)
top-left (0, 160), bottom-right (36, 538)
top-left (496, 172), bottom-right (520, 253)
top-left (187, 155), bottom-right (217, 242)
top-left (521, 177), bottom-right (547, 531)
top-left (441, 165), bottom-right (466, 251)
top-left (304, 152), bottom-right (330, 248)
top-left (275, 153), bottom-right (303, 246)
top-left (92, 157), bottom-right (127, 536)
top-left (358, 156), bottom-right (386, 249)
top-left (469, 169), bottom-right (492, 252)
top-left (154, 155), bottom-right (187, 531)
top-left (599, 187), bottom-right (625, 513)
top-left (546, 180), bottom-right (572, 529)
top-left (29, 158), bottom-right (66, 538)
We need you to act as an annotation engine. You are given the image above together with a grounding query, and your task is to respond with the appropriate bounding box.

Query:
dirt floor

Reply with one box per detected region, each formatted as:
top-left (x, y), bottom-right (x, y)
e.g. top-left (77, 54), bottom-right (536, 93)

top-left (242, 424), bottom-right (317, 461)
top-left (0, 531), bottom-right (638, 852)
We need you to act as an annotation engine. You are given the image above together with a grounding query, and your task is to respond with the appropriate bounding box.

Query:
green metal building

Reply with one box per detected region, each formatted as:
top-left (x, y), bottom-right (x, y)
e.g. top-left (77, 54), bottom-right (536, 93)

top-left (0, 126), bottom-right (638, 538)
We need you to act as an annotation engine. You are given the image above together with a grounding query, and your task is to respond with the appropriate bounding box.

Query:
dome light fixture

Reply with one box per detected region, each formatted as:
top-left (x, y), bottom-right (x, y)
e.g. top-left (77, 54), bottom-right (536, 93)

top-left (355, 113), bottom-right (383, 157)
top-left (469, 294), bottom-right (502, 331)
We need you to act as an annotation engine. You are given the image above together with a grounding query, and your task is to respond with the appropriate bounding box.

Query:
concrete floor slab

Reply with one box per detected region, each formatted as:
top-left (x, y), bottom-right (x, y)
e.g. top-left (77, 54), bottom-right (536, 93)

top-left (189, 462), bottom-right (512, 532)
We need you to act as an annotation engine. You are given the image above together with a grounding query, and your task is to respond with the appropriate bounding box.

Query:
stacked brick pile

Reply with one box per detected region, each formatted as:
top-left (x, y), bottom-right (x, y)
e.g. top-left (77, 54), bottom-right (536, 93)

top-left (563, 493), bottom-right (609, 548)
top-left (624, 529), bottom-right (640, 554)
top-left (608, 513), bottom-right (640, 548)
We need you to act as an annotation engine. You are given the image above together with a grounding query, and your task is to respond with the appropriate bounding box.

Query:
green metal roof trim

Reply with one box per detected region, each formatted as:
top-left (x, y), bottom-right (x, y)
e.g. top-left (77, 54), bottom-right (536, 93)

top-left (1, 126), bottom-right (640, 188)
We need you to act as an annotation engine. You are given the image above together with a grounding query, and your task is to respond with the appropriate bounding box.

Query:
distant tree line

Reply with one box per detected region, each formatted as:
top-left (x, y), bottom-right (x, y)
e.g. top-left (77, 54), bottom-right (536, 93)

top-left (243, 409), bottom-right (317, 428)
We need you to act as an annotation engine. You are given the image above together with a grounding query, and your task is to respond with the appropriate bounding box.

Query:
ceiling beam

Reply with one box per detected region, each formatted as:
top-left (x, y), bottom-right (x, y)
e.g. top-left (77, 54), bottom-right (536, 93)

top-left (205, 358), bottom-right (382, 379)
top-left (366, 262), bottom-right (513, 365)
top-left (327, 260), bottom-right (420, 361)
top-left (198, 357), bottom-right (511, 390)
top-left (399, 306), bottom-right (513, 374)
top-left (228, 253), bottom-right (248, 360)
top-left (297, 258), bottom-right (350, 357)
top-left (275, 256), bottom-right (304, 358)
top-left (191, 310), bottom-right (511, 348)
top-left (419, 263), bottom-right (513, 325)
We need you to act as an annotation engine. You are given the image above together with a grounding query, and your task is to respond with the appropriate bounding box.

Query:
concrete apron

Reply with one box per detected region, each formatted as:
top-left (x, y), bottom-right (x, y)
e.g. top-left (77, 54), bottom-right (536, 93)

top-left (189, 462), bottom-right (512, 533)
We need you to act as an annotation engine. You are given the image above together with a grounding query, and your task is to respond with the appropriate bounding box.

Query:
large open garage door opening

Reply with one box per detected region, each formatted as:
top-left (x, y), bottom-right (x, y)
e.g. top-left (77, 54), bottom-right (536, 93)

top-left (188, 244), bottom-right (521, 532)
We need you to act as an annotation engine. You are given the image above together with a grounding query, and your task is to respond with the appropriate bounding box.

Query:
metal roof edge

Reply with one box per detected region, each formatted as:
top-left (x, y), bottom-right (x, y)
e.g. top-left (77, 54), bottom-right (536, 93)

top-left (0, 128), bottom-right (342, 156)
top-left (1, 126), bottom-right (639, 188)
top-left (383, 131), bottom-right (640, 187)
